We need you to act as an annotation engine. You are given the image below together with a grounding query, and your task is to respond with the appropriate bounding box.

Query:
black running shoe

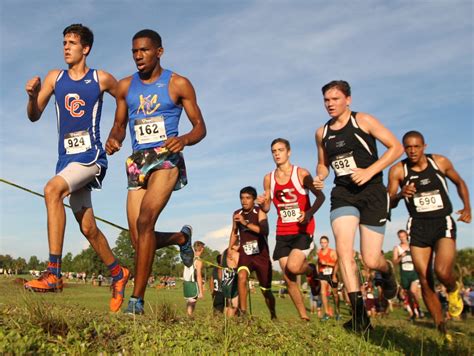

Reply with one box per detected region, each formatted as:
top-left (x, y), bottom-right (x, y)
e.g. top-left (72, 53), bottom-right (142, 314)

top-left (381, 260), bottom-right (398, 300)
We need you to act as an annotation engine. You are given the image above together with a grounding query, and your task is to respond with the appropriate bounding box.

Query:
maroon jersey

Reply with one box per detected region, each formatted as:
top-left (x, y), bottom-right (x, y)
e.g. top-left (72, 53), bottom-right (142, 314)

top-left (270, 165), bottom-right (315, 236)
top-left (235, 206), bottom-right (269, 257)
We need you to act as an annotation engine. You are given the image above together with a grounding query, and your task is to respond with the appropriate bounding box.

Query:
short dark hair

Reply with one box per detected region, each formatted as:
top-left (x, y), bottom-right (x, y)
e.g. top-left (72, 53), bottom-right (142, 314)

top-left (240, 186), bottom-right (257, 199)
top-left (271, 138), bottom-right (291, 150)
top-left (320, 236), bottom-right (329, 242)
top-left (402, 130), bottom-right (425, 145)
top-left (397, 229), bottom-right (408, 235)
top-left (322, 80), bottom-right (351, 97)
top-left (63, 24), bottom-right (94, 52)
top-left (193, 241), bottom-right (205, 251)
top-left (133, 29), bottom-right (162, 47)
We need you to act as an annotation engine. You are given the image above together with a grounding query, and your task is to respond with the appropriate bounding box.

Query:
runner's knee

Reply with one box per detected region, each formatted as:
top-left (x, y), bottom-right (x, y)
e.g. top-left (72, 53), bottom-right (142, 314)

top-left (434, 265), bottom-right (452, 284)
top-left (137, 213), bottom-right (156, 234)
top-left (44, 180), bottom-right (66, 201)
top-left (80, 219), bottom-right (99, 239)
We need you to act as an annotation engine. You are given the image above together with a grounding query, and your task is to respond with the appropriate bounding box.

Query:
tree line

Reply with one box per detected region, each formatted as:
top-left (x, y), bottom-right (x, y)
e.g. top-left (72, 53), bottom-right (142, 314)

top-left (1, 230), bottom-right (471, 284)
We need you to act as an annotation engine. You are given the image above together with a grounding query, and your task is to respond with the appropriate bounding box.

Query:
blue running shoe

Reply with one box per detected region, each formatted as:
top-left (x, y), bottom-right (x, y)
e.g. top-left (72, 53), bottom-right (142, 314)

top-left (180, 225), bottom-right (194, 267)
top-left (125, 297), bottom-right (145, 315)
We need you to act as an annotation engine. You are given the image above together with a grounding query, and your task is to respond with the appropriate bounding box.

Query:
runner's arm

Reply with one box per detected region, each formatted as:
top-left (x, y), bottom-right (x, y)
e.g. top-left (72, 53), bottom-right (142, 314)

top-left (392, 246), bottom-right (401, 265)
top-left (301, 169), bottom-right (326, 220)
top-left (435, 154), bottom-right (471, 223)
top-left (314, 127), bottom-right (330, 189)
top-left (236, 208), bottom-right (269, 235)
top-left (105, 78), bottom-right (131, 155)
top-left (331, 251), bottom-right (338, 281)
top-left (352, 113), bottom-right (404, 186)
top-left (228, 216), bottom-right (239, 250)
top-left (257, 174), bottom-right (272, 213)
top-left (97, 70), bottom-right (118, 98)
top-left (209, 273), bottom-right (215, 295)
top-left (388, 163), bottom-right (404, 209)
top-left (195, 259), bottom-right (204, 298)
top-left (26, 70), bottom-right (59, 122)
top-left (257, 208), bottom-right (269, 236)
top-left (165, 75), bottom-right (206, 153)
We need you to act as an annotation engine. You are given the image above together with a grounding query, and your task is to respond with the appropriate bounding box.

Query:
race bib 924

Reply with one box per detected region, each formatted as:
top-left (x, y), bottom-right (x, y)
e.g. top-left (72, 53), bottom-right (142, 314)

top-left (64, 130), bottom-right (91, 155)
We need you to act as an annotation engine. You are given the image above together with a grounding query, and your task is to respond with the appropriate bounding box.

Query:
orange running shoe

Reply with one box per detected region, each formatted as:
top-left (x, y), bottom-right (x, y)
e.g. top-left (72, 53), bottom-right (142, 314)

top-left (24, 271), bottom-right (63, 292)
top-left (110, 267), bottom-right (130, 312)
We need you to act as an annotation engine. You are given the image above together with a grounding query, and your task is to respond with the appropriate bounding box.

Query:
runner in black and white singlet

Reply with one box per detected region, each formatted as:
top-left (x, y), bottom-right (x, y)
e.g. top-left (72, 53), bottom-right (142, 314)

top-left (313, 80), bottom-right (403, 333)
top-left (210, 254), bottom-right (225, 314)
top-left (388, 130), bottom-right (471, 339)
top-left (229, 186), bottom-right (276, 319)
top-left (24, 24), bottom-right (129, 312)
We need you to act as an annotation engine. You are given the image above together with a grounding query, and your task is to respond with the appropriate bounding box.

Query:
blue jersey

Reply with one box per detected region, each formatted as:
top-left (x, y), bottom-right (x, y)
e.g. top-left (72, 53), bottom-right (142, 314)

top-left (126, 69), bottom-right (183, 152)
top-left (54, 69), bottom-right (107, 188)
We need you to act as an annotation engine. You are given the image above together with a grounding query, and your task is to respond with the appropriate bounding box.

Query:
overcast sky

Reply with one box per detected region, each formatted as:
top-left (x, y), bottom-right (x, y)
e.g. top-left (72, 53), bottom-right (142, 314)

top-left (1, 1), bottom-right (472, 267)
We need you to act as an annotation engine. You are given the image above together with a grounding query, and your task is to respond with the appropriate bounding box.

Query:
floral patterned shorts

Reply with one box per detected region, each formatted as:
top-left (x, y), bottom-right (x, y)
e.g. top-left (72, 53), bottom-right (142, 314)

top-left (126, 146), bottom-right (187, 191)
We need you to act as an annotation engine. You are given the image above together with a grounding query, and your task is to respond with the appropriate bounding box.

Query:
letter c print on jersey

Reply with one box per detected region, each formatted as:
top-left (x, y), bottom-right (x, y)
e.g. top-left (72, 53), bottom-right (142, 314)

top-left (65, 93), bottom-right (85, 117)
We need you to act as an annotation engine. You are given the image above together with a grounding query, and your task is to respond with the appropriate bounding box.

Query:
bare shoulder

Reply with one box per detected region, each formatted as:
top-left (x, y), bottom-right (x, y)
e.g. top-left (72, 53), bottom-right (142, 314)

top-left (315, 126), bottom-right (325, 140)
top-left (44, 69), bottom-right (62, 83)
top-left (170, 72), bottom-right (193, 89)
top-left (297, 166), bottom-right (311, 178)
top-left (97, 70), bottom-right (116, 82)
top-left (354, 111), bottom-right (380, 128)
top-left (116, 76), bottom-right (133, 95)
top-left (389, 161), bottom-right (404, 176)
top-left (46, 69), bottom-right (62, 78)
top-left (431, 154), bottom-right (452, 171)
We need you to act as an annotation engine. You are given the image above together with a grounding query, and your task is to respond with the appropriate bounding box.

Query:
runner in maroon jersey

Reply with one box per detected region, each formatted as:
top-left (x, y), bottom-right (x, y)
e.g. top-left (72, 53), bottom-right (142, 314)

top-left (229, 186), bottom-right (276, 319)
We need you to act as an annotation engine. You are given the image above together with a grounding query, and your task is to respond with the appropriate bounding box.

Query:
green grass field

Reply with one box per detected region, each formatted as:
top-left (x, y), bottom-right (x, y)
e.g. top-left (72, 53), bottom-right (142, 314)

top-left (0, 277), bottom-right (472, 354)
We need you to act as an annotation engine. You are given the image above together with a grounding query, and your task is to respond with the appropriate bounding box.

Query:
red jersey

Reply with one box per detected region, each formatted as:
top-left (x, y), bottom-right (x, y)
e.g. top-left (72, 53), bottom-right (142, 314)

top-left (270, 165), bottom-right (315, 236)
top-left (318, 247), bottom-right (337, 274)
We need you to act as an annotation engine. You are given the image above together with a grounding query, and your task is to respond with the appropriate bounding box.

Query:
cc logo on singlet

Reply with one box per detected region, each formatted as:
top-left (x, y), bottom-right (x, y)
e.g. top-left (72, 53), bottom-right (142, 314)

top-left (65, 93), bottom-right (85, 117)
top-left (275, 188), bottom-right (298, 203)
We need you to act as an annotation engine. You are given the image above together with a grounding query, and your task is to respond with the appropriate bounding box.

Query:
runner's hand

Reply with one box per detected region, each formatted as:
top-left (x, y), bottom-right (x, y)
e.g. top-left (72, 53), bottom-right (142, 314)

top-left (350, 168), bottom-right (373, 186)
top-left (313, 175), bottom-right (325, 190)
top-left (298, 210), bottom-right (310, 224)
top-left (198, 292), bottom-right (203, 299)
top-left (234, 213), bottom-right (245, 225)
top-left (26, 76), bottom-right (41, 98)
top-left (401, 183), bottom-right (416, 198)
top-left (105, 138), bottom-right (121, 155)
top-left (256, 194), bottom-right (267, 206)
top-left (456, 208), bottom-right (472, 223)
top-left (164, 136), bottom-right (185, 153)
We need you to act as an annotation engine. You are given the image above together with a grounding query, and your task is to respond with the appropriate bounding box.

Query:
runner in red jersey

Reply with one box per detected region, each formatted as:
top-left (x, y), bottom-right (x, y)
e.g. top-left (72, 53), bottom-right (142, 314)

top-left (317, 236), bottom-right (340, 320)
top-left (257, 138), bottom-right (325, 320)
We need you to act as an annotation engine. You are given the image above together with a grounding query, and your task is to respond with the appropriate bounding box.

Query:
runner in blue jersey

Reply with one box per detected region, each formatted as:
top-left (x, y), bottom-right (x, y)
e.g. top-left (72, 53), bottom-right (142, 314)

top-left (24, 24), bottom-right (129, 312)
top-left (106, 29), bottom-right (206, 314)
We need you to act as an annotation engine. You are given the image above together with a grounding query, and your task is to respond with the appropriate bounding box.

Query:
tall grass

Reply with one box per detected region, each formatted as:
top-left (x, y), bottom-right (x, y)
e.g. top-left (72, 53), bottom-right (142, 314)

top-left (0, 278), bottom-right (472, 354)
